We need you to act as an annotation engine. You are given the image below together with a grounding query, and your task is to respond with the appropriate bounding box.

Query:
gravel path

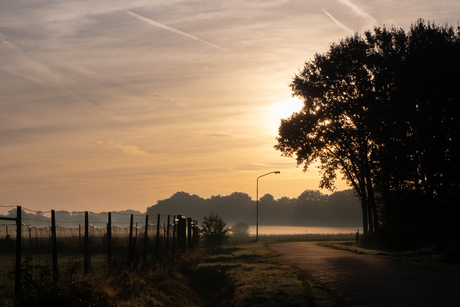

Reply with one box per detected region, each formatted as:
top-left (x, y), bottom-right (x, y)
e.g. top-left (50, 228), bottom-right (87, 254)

top-left (266, 242), bottom-right (460, 307)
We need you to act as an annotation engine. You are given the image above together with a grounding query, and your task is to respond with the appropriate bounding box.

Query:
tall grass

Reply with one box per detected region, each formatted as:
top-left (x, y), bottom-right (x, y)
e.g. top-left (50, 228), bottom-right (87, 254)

top-left (0, 248), bottom-right (205, 307)
top-left (1, 233), bottom-right (355, 306)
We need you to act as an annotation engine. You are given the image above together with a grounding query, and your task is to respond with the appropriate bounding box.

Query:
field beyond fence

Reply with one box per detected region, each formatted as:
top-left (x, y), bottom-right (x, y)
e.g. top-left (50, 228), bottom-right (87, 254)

top-left (0, 206), bottom-right (200, 306)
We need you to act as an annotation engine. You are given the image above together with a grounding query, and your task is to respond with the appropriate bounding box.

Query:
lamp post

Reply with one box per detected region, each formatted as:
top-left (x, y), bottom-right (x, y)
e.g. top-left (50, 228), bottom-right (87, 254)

top-left (256, 171), bottom-right (280, 241)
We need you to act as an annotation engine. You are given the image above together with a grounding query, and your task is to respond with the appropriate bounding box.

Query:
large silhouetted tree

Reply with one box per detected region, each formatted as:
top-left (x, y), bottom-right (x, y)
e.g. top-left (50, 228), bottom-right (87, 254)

top-left (276, 20), bottom-right (460, 242)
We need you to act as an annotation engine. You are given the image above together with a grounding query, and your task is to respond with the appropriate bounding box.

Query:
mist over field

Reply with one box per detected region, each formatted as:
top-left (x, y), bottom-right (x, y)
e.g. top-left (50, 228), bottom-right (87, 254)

top-left (147, 189), bottom-right (361, 227)
top-left (1, 189), bottom-right (361, 229)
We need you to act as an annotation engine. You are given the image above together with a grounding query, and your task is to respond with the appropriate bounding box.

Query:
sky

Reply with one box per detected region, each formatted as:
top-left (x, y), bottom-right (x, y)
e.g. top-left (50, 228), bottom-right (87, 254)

top-left (1, 0), bottom-right (459, 214)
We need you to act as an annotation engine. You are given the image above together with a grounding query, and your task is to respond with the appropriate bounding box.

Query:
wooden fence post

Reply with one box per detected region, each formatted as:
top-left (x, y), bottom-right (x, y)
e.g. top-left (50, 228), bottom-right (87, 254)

top-left (79, 224), bottom-right (81, 248)
top-left (107, 212), bottom-right (113, 267)
top-left (187, 217), bottom-right (192, 249)
top-left (84, 211), bottom-right (90, 276)
top-left (15, 206), bottom-right (22, 307)
top-left (193, 220), bottom-right (199, 247)
top-left (155, 214), bottom-right (160, 261)
top-left (166, 215), bottom-right (170, 255)
top-left (135, 222), bottom-right (138, 255)
top-left (51, 210), bottom-right (58, 282)
top-left (177, 215), bottom-right (186, 253)
top-left (128, 214), bottom-right (134, 267)
top-left (143, 215), bottom-right (149, 262)
top-left (172, 215), bottom-right (176, 258)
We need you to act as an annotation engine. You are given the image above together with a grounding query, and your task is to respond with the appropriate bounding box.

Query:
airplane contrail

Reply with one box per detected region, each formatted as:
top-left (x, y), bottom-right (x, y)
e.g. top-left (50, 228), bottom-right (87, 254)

top-left (337, 0), bottom-right (377, 25)
top-left (322, 9), bottom-right (353, 32)
top-left (127, 11), bottom-right (230, 52)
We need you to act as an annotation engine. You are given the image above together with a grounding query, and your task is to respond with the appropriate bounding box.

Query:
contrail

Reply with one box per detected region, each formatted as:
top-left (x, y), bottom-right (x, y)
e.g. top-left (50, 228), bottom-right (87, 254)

top-left (127, 11), bottom-right (230, 52)
top-left (322, 9), bottom-right (353, 32)
top-left (337, 0), bottom-right (377, 25)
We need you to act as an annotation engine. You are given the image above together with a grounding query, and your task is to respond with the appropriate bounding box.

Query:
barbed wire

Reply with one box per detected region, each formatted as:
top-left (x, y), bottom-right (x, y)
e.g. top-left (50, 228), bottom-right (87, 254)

top-left (0, 205), bottom-right (197, 233)
top-left (1, 206), bottom-right (181, 221)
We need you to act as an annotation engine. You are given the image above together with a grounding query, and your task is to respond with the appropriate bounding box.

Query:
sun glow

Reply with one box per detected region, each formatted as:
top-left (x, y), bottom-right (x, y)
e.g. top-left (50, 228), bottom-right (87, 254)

top-left (266, 97), bottom-right (304, 136)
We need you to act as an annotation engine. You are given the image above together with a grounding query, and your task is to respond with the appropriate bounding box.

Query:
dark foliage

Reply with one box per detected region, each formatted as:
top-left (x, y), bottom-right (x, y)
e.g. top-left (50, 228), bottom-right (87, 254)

top-left (231, 222), bottom-right (250, 237)
top-left (276, 19), bottom-right (460, 247)
top-left (200, 213), bottom-right (230, 250)
top-left (147, 189), bottom-right (361, 227)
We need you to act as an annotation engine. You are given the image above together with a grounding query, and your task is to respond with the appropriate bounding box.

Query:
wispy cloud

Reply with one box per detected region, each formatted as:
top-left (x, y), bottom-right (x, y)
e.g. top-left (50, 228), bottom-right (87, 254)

top-left (322, 9), bottom-right (353, 32)
top-left (337, 0), bottom-right (377, 26)
top-left (0, 32), bottom-right (105, 108)
top-left (63, 63), bottom-right (162, 98)
top-left (252, 163), bottom-right (271, 166)
top-left (99, 140), bottom-right (150, 156)
top-left (127, 11), bottom-right (230, 52)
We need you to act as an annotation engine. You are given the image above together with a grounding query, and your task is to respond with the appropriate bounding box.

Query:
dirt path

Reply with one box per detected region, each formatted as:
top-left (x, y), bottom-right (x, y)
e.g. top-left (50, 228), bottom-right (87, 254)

top-left (266, 242), bottom-right (460, 307)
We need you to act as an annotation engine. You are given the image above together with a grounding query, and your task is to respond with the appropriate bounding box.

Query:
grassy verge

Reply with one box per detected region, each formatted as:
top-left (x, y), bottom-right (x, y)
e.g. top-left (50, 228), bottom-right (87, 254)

top-left (1, 240), bottom-right (352, 306)
top-left (0, 251), bottom-right (205, 307)
top-left (318, 241), bottom-right (460, 276)
top-left (194, 241), bottom-right (349, 307)
top-left (228, 233), bottom-right (355, 244)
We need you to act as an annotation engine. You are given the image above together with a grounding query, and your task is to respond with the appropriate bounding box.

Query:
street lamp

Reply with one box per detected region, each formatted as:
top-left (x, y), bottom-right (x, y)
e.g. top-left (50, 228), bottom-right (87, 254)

top-left (256, 171), bottom-right (280, 241)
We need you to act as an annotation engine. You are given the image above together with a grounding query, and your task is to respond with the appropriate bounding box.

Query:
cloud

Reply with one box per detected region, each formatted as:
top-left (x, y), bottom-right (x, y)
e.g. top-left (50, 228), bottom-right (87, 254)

top-left (0, 126), bottom-right (66, 146)
top-left (117, 144), bottom-right (149, 156)
top-left (99, 141), bottom-right (150, 156)
top-left (337, 0), bottom-right (377, 26)
top-left (322, 9), bottom-right (353, 32)
top-left (252, 163), bottom-right (272, 166)
top-left (0, 32), bottom-right (107, 108)
top-left (127, 11), bottom-right (230, 52)
top-left (62, 63), bottom-right (163, 99)
top-left (0, 32), bottom-right (63, 87)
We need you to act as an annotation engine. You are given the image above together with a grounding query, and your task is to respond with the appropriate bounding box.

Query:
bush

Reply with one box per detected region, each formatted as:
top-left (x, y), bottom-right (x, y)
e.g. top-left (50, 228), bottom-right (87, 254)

top-left (200, 213), bottom-right (230, 250)
top-left (231, 222), bottom-right (250, 237)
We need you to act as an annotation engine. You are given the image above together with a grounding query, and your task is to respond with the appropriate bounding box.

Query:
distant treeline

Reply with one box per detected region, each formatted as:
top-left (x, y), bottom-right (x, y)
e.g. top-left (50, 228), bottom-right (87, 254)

top-left (1, 189), bottom-right (361, 228)
top-left (1, 209), bottom-right (146, 228)
top-left (146, 189), bottom-right (361, 227)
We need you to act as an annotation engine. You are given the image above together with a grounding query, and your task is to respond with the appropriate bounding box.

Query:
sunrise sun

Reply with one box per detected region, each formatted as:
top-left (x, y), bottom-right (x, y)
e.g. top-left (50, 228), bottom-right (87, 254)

top-left (266, 97), bottom-right (304, 136)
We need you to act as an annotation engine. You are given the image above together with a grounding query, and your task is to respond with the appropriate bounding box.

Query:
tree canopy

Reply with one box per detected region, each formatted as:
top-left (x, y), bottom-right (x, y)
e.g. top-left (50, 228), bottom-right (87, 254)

top-left (276, 19), bottom-right (460, 243)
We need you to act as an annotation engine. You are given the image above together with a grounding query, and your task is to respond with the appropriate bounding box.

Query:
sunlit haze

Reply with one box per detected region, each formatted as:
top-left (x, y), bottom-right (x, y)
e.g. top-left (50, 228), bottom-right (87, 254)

top-left (1, 0), bottom-right (459, 214)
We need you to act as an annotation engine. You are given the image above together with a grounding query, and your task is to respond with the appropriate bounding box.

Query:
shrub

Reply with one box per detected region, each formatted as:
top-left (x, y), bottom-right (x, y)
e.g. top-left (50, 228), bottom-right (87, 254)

top-left (200, 213), bottom-right (230, 250)
top-left (231, 222), bottom-right (250, 237)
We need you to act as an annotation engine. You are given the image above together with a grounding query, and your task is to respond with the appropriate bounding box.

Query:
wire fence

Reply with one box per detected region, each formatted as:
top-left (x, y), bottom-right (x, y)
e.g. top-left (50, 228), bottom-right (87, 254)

top-left (0, 206), bottom-right (200, 306)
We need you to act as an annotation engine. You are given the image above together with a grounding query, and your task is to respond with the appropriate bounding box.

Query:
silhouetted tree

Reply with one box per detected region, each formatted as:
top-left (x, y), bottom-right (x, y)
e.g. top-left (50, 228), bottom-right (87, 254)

top-left (276, 19), bottom-right (460, 242)
top-left (276, 32), bottom-right (380, 234)
top-left (146, 191), bottom-right (206, 217)
top-left (294, 190), bottom-right (327, 225)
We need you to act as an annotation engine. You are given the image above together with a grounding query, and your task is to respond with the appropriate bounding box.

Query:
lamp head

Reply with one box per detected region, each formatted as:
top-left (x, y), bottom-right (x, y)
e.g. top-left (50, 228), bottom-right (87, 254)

top-left (274, 171), bottom-right (280, 174)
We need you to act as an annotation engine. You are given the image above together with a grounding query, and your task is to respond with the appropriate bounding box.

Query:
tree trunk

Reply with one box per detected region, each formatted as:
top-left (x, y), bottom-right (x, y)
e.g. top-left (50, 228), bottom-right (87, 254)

top-left (367, 194), bottom-right (374, 233)
top-left (365, 164), bottom-right (378, 232)
top-left (358, 179), bottom-right (369, 234)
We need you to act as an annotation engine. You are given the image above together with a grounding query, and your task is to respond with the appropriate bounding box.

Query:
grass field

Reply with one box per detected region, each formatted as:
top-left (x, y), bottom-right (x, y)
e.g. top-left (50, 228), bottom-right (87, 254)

top-left (7, 233), bottom-right (458, 306)
top-left (0, 234), bottom-right (353, 306)
top-left (193, 240), bottom-right (350, 307)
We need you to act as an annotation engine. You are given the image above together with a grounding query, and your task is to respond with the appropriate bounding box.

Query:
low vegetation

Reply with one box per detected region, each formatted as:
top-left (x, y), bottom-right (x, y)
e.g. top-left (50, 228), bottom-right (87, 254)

top-left (10, 229), bottom-right (458, 306)
top-left (195, 241), bottom-right (349, 307)
top-left (1, 236), bottom-right (353, 307)
top-left (200, 213), bottom-right (230, 251)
